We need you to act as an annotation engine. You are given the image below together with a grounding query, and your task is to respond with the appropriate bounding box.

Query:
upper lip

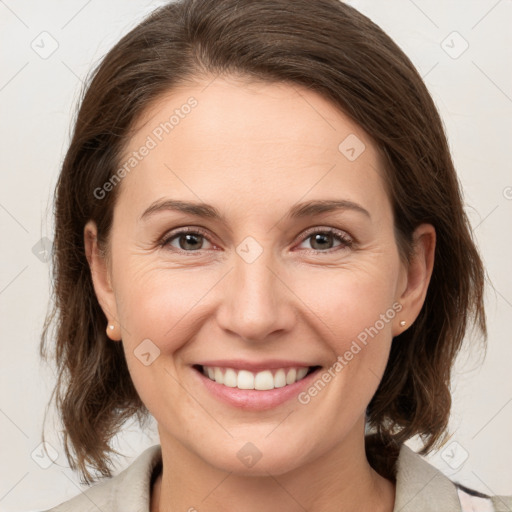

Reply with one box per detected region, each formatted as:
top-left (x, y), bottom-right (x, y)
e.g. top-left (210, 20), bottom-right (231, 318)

top-left (195, 359), bottom-right (318, 372)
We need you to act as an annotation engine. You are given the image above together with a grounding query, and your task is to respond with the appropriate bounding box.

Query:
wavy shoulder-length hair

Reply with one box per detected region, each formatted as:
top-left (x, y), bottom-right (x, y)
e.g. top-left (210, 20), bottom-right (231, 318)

top-left (41, 0), bottom-right (486, 484)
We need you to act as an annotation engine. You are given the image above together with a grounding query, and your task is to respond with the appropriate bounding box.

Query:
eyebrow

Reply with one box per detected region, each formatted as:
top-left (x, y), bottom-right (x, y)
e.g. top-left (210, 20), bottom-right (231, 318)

top-left (139, 198), bottom-right (371, 222)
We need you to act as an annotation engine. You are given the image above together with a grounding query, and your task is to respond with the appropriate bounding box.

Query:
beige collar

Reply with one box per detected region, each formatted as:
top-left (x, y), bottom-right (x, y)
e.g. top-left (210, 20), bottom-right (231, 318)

top-left (393, 443), bottom-right (462, 512)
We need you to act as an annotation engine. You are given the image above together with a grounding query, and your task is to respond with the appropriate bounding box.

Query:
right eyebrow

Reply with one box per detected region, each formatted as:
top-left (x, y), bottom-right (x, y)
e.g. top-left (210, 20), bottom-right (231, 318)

top-left (140, 199), bottom-right (226, 222)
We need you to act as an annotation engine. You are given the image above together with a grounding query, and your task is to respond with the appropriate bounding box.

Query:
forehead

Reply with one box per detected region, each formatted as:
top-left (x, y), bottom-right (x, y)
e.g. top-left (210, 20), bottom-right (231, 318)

top-left (116, 76), bottom-right (389, 218)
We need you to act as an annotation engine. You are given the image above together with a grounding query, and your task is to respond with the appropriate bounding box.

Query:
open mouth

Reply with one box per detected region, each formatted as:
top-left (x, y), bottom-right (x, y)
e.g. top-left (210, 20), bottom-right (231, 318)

top-left (193, 364), bottom-right (321, 391)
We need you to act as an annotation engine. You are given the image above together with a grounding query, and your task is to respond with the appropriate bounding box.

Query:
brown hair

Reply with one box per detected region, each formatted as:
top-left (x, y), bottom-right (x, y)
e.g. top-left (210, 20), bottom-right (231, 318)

top-left (41, 0), bottom-right (486, 484)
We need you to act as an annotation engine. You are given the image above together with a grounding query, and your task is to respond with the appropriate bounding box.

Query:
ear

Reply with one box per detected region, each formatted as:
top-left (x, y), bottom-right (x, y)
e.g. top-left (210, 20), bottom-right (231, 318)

top-left (394, 223), bottom-right (436, 335)
top-left (84, 220), bottom-right (121, 341)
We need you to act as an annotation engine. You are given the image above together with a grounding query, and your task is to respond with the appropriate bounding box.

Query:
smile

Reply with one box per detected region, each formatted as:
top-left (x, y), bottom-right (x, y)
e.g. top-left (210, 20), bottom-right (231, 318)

top-left (197, 365), bottom-right (318, 390)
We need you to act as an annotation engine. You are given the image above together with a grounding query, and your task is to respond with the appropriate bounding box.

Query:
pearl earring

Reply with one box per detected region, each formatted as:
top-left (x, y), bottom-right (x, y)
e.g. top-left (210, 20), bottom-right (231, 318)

top-left (106, 323), bottom-right (120, 341)
top-left (399, 320), bottom-right (406, 327)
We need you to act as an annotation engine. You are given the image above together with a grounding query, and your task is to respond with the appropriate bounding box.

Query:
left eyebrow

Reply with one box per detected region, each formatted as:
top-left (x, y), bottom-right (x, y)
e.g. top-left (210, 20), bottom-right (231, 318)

top-left (287, 199), bottom-right (371, 220)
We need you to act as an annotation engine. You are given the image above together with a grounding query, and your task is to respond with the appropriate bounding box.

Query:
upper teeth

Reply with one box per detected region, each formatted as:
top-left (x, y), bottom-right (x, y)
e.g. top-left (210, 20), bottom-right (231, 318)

top-left (202, 366), bottom-right (310, 390)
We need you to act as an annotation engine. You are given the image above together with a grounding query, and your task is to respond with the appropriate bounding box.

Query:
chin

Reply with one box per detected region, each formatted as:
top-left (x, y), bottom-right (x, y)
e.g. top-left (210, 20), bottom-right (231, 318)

top-left (215, 458), bottom-right (302, 478)
top-left (197, 440), bottom-right (310, 477)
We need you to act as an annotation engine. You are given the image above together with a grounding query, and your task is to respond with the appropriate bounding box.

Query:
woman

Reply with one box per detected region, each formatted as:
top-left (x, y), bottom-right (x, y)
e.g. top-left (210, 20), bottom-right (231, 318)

top-left (40, 0), bottom-right (511, 510)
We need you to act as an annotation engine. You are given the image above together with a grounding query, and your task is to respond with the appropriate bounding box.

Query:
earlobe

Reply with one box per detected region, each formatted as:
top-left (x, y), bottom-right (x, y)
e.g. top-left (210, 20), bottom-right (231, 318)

top-left (84, 221), bottom-right (121, 341)
top-left (394, 224), bottom-right (436, 335)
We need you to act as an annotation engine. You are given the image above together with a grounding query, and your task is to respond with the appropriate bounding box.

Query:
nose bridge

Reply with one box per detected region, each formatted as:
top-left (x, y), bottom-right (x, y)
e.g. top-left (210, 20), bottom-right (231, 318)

top-left (217, 237), bottom-right (293, 341)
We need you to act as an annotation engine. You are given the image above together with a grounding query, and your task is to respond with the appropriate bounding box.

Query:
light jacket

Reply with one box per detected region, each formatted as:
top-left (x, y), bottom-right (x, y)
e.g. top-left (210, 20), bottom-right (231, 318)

top-left (45, 444), bottom-right (512, 511)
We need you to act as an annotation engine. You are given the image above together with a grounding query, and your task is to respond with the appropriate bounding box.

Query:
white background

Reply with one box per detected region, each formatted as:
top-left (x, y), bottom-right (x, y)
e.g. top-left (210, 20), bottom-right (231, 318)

top-left (0, 0), bottom-right (511, 510)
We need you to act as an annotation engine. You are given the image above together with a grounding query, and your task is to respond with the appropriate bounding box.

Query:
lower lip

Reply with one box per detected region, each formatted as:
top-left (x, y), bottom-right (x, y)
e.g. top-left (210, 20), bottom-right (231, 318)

top-left (192, 366), bottom-right (322, 411)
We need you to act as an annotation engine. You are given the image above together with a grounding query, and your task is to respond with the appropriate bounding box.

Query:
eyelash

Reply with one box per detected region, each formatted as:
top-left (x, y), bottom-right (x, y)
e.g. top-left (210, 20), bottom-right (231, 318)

top-left (158, 226), bottom-right (354, 255)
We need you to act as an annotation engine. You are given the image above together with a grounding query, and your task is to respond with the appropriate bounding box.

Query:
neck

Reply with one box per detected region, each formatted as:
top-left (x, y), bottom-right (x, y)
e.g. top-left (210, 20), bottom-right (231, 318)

top-left (151, 421), bottom-right (395, 512)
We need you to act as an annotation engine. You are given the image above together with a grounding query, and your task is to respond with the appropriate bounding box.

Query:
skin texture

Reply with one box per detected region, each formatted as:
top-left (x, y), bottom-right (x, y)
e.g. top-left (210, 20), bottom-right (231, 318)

top-left (85, 76), bottom-right (435, 512)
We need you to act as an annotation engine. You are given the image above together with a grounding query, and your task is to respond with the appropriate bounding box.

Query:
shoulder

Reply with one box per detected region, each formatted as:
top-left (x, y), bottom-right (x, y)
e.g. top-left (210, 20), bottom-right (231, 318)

top-left (395, 443), bottom-right (512, 512)
top-left (43, 445), bottom-right (162, 512)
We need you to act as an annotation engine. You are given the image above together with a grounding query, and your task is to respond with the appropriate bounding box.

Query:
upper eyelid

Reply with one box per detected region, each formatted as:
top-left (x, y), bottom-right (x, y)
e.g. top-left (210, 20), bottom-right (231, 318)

top-left (298, 225), bottom-right (353, 241)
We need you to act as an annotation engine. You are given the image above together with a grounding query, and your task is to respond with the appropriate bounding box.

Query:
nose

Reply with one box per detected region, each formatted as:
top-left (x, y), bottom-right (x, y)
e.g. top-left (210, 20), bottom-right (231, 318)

top-left (216, 246), bottom-right (296, 343)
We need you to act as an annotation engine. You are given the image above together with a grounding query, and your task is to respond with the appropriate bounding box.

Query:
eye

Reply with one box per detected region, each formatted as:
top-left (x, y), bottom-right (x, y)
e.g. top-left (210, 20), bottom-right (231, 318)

top-left (160, 227), bottom-right (215, 252)
top-left (296, 227), bottom-right (353, 252)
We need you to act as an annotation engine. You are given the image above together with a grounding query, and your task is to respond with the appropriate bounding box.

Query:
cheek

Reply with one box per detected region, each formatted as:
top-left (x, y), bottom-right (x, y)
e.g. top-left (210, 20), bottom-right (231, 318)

top-left (295, 263), bottom-right (398, 335)
top-left (113, 259), bottom-right (221, 353)
top-left (289, 270), bottom-right (399, 428)
top-left (112, 264), bottom-right (210, 416)
top-left (291, 264), bottom-right (399, 383)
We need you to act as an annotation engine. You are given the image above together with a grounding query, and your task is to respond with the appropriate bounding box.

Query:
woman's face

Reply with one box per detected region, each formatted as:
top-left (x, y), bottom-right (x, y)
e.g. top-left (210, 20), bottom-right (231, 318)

top-left (87, 76), bottom-right (432, 475)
